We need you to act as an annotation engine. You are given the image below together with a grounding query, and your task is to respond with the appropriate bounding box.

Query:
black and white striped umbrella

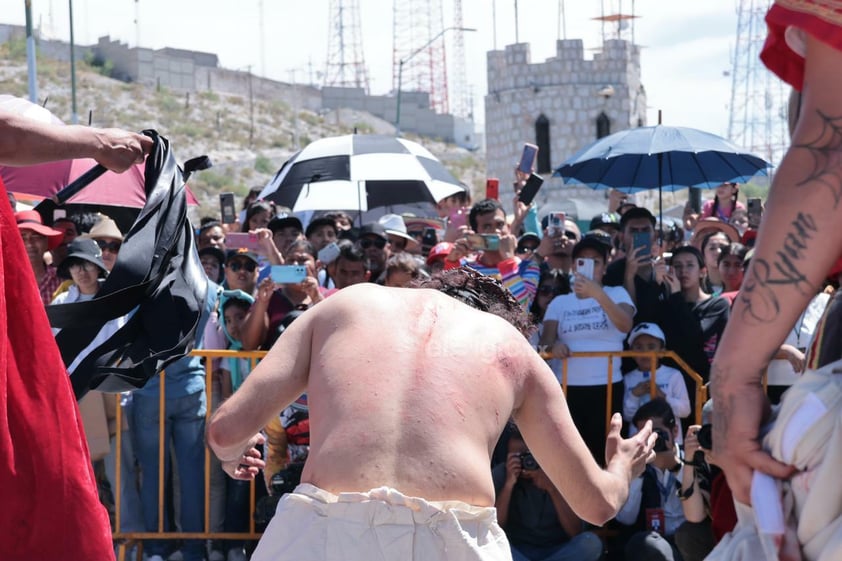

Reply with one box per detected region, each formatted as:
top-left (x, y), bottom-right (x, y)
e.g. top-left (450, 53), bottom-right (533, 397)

top-left (258, 134), bottom-right (465, 212)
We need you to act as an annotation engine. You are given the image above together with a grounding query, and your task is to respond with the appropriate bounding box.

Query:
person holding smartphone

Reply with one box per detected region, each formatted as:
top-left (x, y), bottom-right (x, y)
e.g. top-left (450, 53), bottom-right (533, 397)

top-left (603, 207), bottom-right (666, 325)
top-left (444, 199), bottom-right (540, 310)
top-left (240, 240), bottom-right (325, 350)
top-left (539, 235), bottom-right (635, 462)
top-left (659, 246), bottom-right (730, 389)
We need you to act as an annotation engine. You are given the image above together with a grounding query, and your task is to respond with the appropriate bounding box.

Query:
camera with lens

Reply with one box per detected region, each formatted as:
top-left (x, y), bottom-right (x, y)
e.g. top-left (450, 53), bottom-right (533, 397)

top-left (519, 451), bottom-right (540, 471)
top-left (253, 462), bottom-right (304, 526)
top-left (696, 424), bottom-right (713, 450)
top-left (653, 428), bottom-right (672, 453)
top-left (269, 462), bottom-right (304, 495)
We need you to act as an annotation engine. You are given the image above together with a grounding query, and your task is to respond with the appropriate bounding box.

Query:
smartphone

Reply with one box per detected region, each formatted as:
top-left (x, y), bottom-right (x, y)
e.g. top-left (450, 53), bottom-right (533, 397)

top-left (317, 242), bottom-right (341, 265)
top-left (547, 211), bottom-right (566, 237)
top-left (576, 257), bottom-right (595, 280)
top-left (485, 178), bottom-right (500, 201)
top-left (662, 252), bottom-right (673, 273)
top-left (517, 143), bottom-right (539, 174)
top-left (465, 233), bottom-right (500, 251)
top-left (270, 264), bottom-right (307, 284)
top-left (632, 231), bottom-right (652, 258)
top-left (449, 207), bottom-right (469, 230)
top-left (518, 173), bottom-right (544, 206)
top-left (220, 192), bottom-right (236, 224)
top-left (747, 197), bottom-right (762, 228)
top-left (225, 232), bottom-right (261, 251)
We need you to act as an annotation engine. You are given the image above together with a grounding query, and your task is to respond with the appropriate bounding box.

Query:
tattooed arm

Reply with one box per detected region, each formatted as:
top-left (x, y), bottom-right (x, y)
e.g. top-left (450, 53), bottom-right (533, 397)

top-left (712, 34), bottom-right (842, 504)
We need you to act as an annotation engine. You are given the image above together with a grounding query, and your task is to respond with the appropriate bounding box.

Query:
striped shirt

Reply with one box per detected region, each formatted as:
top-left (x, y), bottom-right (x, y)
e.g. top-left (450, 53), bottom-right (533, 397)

top-left (446, 254), bottom-right (540, 310)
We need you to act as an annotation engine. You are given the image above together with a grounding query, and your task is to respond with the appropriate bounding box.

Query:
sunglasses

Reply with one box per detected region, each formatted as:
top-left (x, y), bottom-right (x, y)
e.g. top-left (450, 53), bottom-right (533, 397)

top-left (96, 239), bottom-right (122, 252)
top-left (69, 260), bottom-right (100, 273)
top-left (359, 238), bottom-right (387, 250)
top-left (228, 260), bottom-right (257, 273)
top-left (562, 230), bottom-right (578, 240)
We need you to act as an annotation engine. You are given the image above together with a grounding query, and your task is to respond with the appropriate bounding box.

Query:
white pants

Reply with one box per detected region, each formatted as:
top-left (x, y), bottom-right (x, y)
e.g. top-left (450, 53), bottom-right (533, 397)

top-left (251, 483), bottom-right (512, 561)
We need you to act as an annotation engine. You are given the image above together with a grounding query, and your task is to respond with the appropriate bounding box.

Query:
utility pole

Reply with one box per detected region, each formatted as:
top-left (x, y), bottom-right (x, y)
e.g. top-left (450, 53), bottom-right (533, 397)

top-left (259, 0), bottom-right (266, 76)
top-left (25, 0), bottom-right (38, 103)
top-left (248, 65), bottom-right (254, 147)
top-left (69, 0), bottom-right (78, 123)
top-left (514, 0), bottom-right (519, 43)
top-left (134, 0), bottom-right (140, 47)
top-left (288, 69), bottom-right (300, 150)
top-left (492, 0), bottom-right (497, 49)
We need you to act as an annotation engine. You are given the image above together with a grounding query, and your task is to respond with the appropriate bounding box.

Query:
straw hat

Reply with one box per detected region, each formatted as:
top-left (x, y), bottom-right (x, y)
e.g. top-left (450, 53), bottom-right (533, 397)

top-left (85, 215), bottom-right (124, 240)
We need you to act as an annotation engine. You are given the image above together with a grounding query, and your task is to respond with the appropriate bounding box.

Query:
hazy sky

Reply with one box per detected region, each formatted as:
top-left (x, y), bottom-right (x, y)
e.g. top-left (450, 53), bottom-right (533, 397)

top-left (3, 0), bottom-right (770, 138)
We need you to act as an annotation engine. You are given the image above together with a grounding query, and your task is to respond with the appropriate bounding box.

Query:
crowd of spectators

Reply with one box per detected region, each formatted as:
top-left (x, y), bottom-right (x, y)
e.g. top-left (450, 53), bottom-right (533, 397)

top-left (12, 170), bottom-right (838, 561)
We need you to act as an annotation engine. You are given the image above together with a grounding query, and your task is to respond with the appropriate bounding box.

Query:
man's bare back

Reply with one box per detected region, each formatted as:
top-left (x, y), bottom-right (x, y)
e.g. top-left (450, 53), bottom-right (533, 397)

top-left (303, 285), bottom-right (529, 506)
top-left (209, 278), bottom-right (656, 525)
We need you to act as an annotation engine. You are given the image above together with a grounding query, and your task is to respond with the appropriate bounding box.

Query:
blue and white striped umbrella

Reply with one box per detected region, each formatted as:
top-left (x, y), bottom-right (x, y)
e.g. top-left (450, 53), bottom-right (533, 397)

top-left (259, 134), bottom-right (465, 212)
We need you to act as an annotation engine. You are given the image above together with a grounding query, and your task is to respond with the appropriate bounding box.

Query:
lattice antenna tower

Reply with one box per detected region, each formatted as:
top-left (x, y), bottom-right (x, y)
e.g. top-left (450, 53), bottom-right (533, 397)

top-left (392, 0), bottom-right (449, 114)
top-left (324, 0), bottom-right (370, 93)
top-left (449, 0), bottom-right (470, 118)
top-left (727, 0), bottom-right (788, 167)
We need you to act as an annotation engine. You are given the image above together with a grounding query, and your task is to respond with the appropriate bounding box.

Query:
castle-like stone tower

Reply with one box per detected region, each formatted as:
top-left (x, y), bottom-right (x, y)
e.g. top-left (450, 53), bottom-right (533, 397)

top-left (484, 39), bottom-right (646, 224)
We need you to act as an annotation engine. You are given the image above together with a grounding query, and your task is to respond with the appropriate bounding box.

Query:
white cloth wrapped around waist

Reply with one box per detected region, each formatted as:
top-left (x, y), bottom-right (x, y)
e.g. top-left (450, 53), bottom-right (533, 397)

top-left (251, 483), bottom-right (512, 561)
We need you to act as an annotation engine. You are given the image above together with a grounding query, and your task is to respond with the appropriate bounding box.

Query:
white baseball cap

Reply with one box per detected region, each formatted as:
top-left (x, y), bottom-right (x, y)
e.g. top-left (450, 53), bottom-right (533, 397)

top-left (628, 322), bottom-right (666, 346)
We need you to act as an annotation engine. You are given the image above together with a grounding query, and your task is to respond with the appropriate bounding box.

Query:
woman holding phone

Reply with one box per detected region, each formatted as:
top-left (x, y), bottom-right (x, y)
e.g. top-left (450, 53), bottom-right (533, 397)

top-left (660, 246), bottom-right (730, 386)
top-left (539, 235), bottom-right (635, 463)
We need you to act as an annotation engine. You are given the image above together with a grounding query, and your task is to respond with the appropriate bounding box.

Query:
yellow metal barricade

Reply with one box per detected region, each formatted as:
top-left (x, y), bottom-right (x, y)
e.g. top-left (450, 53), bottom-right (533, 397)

top-left (542, 350), bottom-right (707, 430)
top-left (113, 349), bottom-right (268, 560)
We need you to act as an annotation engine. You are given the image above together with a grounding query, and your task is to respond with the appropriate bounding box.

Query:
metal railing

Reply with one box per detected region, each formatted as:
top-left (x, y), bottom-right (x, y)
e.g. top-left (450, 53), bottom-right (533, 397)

top-left (113, 349), bottom-right (268, 560)
top-left (539, 349), bottom-right (707, 431)
top-left (111, 348), bottom-right (705, 559)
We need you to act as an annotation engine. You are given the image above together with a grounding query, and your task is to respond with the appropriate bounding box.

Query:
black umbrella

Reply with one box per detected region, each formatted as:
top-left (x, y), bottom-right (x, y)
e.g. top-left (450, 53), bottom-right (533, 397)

top-left (46, 131), bottom-right (209, 399)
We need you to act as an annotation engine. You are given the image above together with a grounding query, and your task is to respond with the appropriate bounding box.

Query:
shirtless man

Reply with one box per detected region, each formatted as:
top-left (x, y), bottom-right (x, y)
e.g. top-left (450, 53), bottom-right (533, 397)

top-left (208, 268), bottom-right (656, 560)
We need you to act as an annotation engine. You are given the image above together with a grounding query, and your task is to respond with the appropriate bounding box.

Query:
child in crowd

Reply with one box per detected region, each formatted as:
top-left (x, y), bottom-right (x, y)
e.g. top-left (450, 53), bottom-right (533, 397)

top-left (623, 322), bottom-right (691, 443)
top-left (217, 291), bottom-right (255, 397)
top-left (216, 290), bottom-right (257, 561)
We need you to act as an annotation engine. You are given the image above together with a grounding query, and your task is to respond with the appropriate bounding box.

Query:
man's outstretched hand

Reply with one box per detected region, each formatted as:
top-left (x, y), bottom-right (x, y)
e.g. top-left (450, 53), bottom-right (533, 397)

top-left (221, 432), bottom-right (267, 481)
top-left (605, 413), bottom-right (657, 481)
top-left (93, 128), bottom-right (153, 173)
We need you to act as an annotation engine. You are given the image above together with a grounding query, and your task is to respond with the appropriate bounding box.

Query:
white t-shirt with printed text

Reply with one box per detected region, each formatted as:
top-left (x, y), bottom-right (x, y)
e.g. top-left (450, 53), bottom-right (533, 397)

top-left (544, 285), bottom-right (635, 386)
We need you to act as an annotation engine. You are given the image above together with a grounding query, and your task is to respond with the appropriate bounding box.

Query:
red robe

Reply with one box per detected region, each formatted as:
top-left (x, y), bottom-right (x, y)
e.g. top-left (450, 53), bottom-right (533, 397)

top-left (761, 0), bottom-right (842, 90)
top-left (0, 177), bottom-right (112, 560)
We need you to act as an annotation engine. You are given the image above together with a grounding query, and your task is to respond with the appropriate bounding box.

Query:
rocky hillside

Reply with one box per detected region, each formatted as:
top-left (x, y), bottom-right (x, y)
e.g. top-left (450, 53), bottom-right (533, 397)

top-left (0, 44), bottom-right (486, 219)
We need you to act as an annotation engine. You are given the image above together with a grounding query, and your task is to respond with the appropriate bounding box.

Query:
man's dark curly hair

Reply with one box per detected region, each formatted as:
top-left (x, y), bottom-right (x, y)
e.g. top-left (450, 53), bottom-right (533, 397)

top-left (413, 267), bottom-right (532, 337)
top-left (468, 198), bottom-right (504, 232)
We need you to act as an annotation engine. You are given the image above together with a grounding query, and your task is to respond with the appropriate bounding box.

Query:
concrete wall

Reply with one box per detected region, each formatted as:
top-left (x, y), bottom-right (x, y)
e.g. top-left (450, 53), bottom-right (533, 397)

top-left (0, 23), bottom-right (476, 147)
top-left (485, 39), bottom-right (647, 216)
top-left (322, 86), bottom-right (478, 147)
